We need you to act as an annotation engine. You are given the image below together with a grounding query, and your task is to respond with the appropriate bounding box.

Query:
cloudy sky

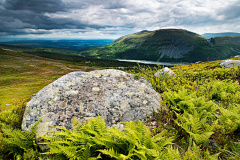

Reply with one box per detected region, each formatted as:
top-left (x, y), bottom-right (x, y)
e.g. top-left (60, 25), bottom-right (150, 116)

top-left (0, 0), bottom-right (240, 40)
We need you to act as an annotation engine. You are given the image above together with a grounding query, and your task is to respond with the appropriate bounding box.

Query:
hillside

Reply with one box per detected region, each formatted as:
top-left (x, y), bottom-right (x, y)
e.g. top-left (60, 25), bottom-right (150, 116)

top-left (0, 44), bottom-right (157, 68)
top-left (0, 39), bottom-right (114, 54)
top-left (0, 48), bottom-right (97, 110)
top-left (80, 29), bottom-right (240, 63)
top-left (0, 47), bottom-right (160, 109)
top-left (1, 46), bottom-right (240, 159)
top-left (202, 32), bottom-right (240, 39)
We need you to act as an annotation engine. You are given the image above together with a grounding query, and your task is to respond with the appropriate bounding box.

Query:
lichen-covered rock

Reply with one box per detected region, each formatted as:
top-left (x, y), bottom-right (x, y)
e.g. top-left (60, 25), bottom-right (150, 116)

top-left (22, 69), bottom-right (162, 136)
top-left (154, 67), bottom-right (176, 77)
top-left (219, 60), bottom-right (240, 68)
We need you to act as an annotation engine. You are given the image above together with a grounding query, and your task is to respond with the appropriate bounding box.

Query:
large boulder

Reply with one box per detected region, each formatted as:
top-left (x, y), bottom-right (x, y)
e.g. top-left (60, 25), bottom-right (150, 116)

top-left (22, 69), bottom-right (162, 135)
top-left (154, 67), bottom-right (176, 77)
top-left (219, 60), bottom-right (240, 68)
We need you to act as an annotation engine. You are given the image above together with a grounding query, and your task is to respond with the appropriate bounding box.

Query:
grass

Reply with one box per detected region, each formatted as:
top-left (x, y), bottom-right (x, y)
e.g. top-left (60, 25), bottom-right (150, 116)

top-left (0, 48), bottom-right (100, 110)
top-left (0, 48), bottom-right (107, 159)
top-left (0, 44), bottom-right (154, 68)
top-left (1, 46), bottom-right (240, 159)
top-left (132, 56), bottom-right (240, 159)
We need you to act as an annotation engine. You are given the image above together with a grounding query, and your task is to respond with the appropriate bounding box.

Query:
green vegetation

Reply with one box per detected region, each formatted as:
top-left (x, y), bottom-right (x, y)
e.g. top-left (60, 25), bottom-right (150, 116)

top-left (80, 29), bottom-right (240, 63)
top-left (1, 118), bottom-right (42, 160)
top-left (40, 116), bottom-right (175, 160)
top-left (131, 57), bottom-right (240, 159)
top-left (0, 39), bottom-right (114, 54)
top-left (0, 48), bottom-right (101, 110)
top-left (1, 47), bottom-right (240, 159)
top-left (0, 44), bottom-right (157, 68)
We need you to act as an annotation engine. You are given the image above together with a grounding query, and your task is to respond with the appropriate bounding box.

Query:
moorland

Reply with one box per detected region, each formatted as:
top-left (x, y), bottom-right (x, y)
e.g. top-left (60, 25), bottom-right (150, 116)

top-left (0, 31), bottom-right (240, 159)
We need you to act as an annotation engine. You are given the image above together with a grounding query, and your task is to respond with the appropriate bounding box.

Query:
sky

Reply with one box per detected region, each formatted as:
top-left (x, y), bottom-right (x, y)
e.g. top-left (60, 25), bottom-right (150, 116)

top-left (0, 0), bottom-right (240, 40)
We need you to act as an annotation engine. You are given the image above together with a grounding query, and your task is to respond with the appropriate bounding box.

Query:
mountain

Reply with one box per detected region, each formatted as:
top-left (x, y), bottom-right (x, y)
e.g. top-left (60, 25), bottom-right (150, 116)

top-left (202, 32), bottom-right (240, 39)
top-left (80, 29), bottom-right (240, 63)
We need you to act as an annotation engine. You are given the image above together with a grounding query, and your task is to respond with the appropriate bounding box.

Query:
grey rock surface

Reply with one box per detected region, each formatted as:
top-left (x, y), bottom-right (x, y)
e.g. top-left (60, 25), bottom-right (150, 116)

top-left (156, 37), bottom-right (194, 59)
top-left (22, 69), bottom-right (162, 136)
top-left (219, 60), bottom-right (240, 68)
top-left (154, 67), bottom-right (176, 77)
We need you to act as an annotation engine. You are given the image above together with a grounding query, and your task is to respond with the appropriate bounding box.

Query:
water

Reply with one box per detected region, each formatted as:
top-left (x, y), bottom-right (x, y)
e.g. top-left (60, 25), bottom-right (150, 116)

top-left (117, 59), bottom-right (186, 66)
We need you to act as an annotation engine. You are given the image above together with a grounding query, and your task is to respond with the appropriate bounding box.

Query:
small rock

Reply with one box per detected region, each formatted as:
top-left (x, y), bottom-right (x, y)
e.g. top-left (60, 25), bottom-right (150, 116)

top-left (114, 123), bottom-right (125, 132)
top-left (219, 60), bottom-right (240, 68)
top-left (150, 121), bottom-right (157, 126)
top-left (154, 67), bottom-right (176, 77)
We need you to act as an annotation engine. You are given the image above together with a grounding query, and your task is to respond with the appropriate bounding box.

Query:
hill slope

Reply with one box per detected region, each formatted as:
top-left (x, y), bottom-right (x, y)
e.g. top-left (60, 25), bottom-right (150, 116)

top-left (0, 48), bottom-right (94, 110)
top-left (0, 44), bottom-right (154, 68)
top-left (80, 29), bottom-right (240, 63)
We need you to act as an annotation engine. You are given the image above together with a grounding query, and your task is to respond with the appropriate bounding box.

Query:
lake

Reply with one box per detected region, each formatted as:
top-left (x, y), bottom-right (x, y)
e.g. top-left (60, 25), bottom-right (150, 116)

top-left (117, 59), bottom-right (186, 66)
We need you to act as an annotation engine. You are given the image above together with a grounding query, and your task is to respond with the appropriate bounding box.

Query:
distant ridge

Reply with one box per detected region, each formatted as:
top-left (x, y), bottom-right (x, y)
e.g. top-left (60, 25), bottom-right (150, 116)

top-left (80, 29), bottom-right (240, 63)
top-left (202, 32), bottom-right (240, 39)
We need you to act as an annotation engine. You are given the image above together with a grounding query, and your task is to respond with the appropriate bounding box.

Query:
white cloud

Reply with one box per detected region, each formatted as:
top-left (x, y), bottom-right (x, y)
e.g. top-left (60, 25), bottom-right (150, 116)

top-left (1, 0), bottom-right (240, 39)
top-left (46, 0), bottom-right (236, 29)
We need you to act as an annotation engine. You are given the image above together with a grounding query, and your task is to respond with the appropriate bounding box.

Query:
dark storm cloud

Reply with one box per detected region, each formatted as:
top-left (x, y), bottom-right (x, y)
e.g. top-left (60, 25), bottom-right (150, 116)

top-left (0, 0), bottom-right (93, 35)
top-left (3, 0), bottom-right (68, 13)
top-left (66, 0), bottom-right (127, 9)
top-left (0, 0), bottom-right (240, 38)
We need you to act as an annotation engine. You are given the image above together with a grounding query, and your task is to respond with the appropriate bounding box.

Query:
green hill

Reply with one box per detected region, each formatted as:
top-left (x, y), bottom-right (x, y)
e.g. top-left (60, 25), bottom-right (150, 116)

top-left (80, 29), bottom-right (240, 63)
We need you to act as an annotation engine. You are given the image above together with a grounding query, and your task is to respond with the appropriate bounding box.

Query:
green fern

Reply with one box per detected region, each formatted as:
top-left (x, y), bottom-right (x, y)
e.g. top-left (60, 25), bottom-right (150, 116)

top-left (98, 148), bottom-right (125, 159)
top-left (163, 87), bottom-right (217, 121)
top-left (202, 80), bottom-right (238, 102)
top-left (163, 88), bottom-right (216, 116)
top-left (159, 145), bottom-right (182, 160)
top-left (175, 110), bottom-right (215, 145)
top-left (184, 142), bottom-right (219, 160)
top-left (116, 120), bottom-right (175, 159)
top-left (163, 87), bottom-right (195, 113)
top-left (1, 117), bottom-right (42, 159)
top-left (41, 117), bottom-right (106, 159)
top-left (217, 104), bottom-right (240, 134)
top-left (41, 116), bottom-right (175, 160)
